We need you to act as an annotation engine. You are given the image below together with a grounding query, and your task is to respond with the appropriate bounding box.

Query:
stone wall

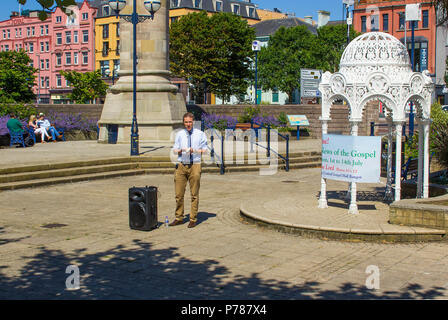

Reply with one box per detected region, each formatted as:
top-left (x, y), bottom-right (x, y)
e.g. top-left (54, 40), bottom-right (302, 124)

top-left (191, 101), bottom-right (381, 138)
top-left (35, 102), bottom-right (383, 138)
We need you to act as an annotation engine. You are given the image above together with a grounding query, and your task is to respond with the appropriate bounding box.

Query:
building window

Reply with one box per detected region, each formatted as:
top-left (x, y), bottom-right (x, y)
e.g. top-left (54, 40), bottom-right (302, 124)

top-left (56, 33), bottom-right (62, 45)
top-left (382, 13), bottom-right (389, 32)
top-left (4, 45), bottom-right (9, 51)
top-left (40, 25), bottom-right (44, 35)
top-left (27, 27), bottom-right (30, 37)
top-left (73, 52), bottom-right (78, 65)
top-left (370, 15), bottom-right (379, 31)
top-left (56, 53), bottom-right (62, 66)
top-left (103, 41), bottom-right (109, 57)
top-left (194, 0), bottom-right (201, 9)
top-left (46, 42), bottom-right (49, 52)
top-left (65, 52), bottom-right (72, 65)
top-left (82, 52), bottom-right (88, 64)
top-left (100, 60), bottom-right (110, 77)
top-left (57, 75), bottom-right (62, 87)
top-left (56, 16), bottom-right (62, 23)
top-left (116, 23), bottom-right (120, 37)
top-left (216, 0), bottom-right (222, 11)
top-left (170, 17), bottom-right (178, 23)
top-left (40, 76), bottom-right (45, 88)
top-left (46, 77), bottom-right (49, 88)
top-left (103, 5), bottom-right (110, 16)
top-left (65, 31), bottom-right (71, 44)
top-left (171, 0), bottom-right (180, 7)
top-left (116, 40), bottom-right (120, 55)
top-left (272, 88), bottom-right (279, 103)
top-left (45, 25), bottom-right (49, 35)
top-left (82, 30), bottom-right (89, 43)
top-left (29, 42), bottom-right (34, 53)
top-left (40, 59), bottom-right (45, 69)
top-left (82, 13), bottom-right (88, 20)
top-left (31, 27), bottom-right (35, 36)
top-left (422, 10), bottom-right (429, 28)
top-left (46, 59), bottom-right (49, 69)
top-left (361, 16), bottom-right (366, 32)
top-left (40, 42), bottom-right (45, 52)
top-left (74, 31), bottom-right (78, 43)
top-left (7, 29), bottom-right (10, 39)
top-left (102, 24), bottom-right (109, 39)
top-left (113, 59), bottom-right (120, 76)
top-left (248, 7), bottom-right (255, 18)
top-left (66, 79), bottom-right (70, 87)
top-left (399, 12), bottom-right (405, 30)
top-left (233, 4), bottom-right (240, 15)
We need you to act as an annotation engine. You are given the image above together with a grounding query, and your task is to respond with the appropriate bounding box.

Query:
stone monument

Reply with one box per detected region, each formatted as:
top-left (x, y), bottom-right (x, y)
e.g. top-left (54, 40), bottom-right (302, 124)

top-left (98, 0), bottom-right (186, 144)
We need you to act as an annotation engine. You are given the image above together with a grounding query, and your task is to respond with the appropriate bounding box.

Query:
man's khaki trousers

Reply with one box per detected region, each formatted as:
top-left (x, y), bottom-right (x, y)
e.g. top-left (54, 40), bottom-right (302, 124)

top-left (175, 163), bottom-right (201, 222)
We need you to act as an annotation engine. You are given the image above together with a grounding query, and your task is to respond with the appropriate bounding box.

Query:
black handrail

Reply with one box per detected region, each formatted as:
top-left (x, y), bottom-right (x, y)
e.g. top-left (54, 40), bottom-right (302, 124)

top-left (201, 121), bottom-right (225, 175)
top-left (251, 119), bottom-right (290, 172)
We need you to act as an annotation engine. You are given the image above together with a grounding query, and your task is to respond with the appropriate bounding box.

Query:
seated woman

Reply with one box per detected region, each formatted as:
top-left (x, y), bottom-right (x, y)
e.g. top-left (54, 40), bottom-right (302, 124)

top-left (29, 115), bottom-right (50, 143)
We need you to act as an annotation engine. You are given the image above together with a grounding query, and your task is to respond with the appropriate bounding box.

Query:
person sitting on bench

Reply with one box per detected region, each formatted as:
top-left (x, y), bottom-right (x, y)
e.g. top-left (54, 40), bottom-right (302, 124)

top-left (7, 113), bottom-right (29, 140)
top-left (36, 113), bottom-right (62, 142)
top-left (29, 114), bottom-right (50, 143)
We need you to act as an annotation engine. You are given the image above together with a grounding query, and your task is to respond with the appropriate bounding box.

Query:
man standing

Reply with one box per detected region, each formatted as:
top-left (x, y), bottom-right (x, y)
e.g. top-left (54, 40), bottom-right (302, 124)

top-left (37, 113), bottom-right (62, 142)
top-left (169, 112), bottom-right (208, 228)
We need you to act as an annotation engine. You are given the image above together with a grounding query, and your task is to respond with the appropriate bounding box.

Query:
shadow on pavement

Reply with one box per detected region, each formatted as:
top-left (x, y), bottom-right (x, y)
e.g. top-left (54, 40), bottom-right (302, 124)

top-left (0, 239), bottom-right (445, 299)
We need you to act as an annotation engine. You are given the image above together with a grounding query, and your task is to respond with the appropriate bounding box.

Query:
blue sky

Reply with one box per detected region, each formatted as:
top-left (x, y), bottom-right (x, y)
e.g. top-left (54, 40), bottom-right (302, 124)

top-left (0, 0), bottom-right (348, 22)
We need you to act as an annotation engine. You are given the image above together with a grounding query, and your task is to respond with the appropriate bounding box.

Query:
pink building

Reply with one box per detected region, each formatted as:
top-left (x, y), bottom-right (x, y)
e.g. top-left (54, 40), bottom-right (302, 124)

top-left (0, 0), bottom-right (97, 104)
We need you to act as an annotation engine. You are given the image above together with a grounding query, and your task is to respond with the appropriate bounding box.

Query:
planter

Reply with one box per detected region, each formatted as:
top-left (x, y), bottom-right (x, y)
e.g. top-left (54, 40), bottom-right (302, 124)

top-left (64, 130), bottom-right (97, 141)
top-left (0, 134), bottom-right (10, 147)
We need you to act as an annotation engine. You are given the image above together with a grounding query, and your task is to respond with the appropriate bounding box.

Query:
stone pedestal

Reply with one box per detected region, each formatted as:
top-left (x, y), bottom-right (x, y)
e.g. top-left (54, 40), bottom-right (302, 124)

top-left (98, 0), bottom-right (186, 144)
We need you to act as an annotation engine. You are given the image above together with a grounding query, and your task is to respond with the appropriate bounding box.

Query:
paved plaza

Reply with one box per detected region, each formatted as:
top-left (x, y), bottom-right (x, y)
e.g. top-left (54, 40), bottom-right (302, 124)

top-left (0, 142), bottom-right (448, 299)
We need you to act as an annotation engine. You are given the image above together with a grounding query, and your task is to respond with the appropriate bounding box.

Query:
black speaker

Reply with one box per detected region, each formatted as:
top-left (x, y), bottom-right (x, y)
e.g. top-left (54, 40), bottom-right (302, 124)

top-left (129, 186), bottom-right (158, 231)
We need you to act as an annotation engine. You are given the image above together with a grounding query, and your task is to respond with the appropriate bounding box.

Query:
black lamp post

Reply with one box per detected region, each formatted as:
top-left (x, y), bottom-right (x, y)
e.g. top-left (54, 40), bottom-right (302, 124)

top-left (109, 0), bottom-right (161, 156)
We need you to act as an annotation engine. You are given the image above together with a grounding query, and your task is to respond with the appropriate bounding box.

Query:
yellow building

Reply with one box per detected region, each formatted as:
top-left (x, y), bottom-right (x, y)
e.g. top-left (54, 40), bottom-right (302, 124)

top-left (93, 2), bottom-right (120, 84)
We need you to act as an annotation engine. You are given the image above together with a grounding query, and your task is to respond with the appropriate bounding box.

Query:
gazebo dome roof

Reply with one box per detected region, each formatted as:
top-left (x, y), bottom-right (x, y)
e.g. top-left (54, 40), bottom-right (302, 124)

top-left (340, 32), bottom-right (411, 69)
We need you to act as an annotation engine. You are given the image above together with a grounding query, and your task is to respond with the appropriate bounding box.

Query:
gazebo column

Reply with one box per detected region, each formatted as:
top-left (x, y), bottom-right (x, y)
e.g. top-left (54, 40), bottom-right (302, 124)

top-left (318, 119), bottom-right (329, 209)
top-left (394, 121), bottom-right (404, 202)
top-left (422, 119), bottom-right (431, 198)
top-left (348, 120), bottom-right (360, 214)
top-left (417, 118), bottom-right (424, 198)
top-left (384, 118), bottom-right (394, 201)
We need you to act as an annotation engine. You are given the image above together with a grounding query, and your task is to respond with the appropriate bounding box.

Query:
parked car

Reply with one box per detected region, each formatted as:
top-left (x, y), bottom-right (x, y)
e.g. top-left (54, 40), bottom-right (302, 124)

top-left (442, 105), bottom-right (448, 112)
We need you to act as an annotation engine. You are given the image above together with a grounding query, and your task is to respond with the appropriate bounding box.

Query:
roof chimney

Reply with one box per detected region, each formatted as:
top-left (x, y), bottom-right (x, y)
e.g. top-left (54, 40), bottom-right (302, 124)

top-left (317, 10), bottom-right (330, 27)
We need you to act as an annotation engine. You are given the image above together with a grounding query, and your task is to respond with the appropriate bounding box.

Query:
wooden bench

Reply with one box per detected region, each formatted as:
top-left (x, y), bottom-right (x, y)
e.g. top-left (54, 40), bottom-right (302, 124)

top-left (401, 154), bottom-right (433, 181)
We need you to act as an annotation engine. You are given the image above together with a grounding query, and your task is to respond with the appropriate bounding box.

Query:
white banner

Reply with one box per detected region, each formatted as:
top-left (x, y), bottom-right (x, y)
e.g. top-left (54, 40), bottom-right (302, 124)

top-left (321, 134), bottom-right (381, 183)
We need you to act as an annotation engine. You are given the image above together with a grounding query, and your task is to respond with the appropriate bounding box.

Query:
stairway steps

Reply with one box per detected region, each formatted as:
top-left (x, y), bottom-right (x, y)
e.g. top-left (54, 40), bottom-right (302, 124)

top-left (0, 163), bottom-right (139, 184)
top-left (0, 169), bottom-right (146, 191)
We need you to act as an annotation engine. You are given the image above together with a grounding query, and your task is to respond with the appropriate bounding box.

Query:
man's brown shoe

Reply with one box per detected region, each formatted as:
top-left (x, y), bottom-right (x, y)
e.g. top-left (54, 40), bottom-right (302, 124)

top-left (168, 219), bottom-right (184, 226)
top-left (187, 221), bottom-right (196, 228)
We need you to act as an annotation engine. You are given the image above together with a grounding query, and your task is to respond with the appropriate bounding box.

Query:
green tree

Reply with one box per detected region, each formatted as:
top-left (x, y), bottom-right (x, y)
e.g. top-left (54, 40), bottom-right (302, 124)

top-left (257, 25), bottom-right (317, 104)
top-left (59, 70), bottom-right (108, 104)
top-left (316, 24), bottom-right (359, 73)
top-left (0, 49), bottom-right (37, 103)
top-left (170, 11), bottom-right (255, 103)
top-left (17, 0), bottom-right (76, 21)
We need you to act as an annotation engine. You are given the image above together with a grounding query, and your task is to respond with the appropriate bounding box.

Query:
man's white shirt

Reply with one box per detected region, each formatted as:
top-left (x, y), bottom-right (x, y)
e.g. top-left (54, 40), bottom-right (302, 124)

top-left (173, 128), bottom-right (208, 164)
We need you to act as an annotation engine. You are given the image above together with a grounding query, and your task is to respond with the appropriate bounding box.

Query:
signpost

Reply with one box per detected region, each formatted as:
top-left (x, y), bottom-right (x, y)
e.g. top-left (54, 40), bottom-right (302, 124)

top-left (300, 69), bottom-right (322, 103)
top-left (287, 115), bottom-right (309, 140)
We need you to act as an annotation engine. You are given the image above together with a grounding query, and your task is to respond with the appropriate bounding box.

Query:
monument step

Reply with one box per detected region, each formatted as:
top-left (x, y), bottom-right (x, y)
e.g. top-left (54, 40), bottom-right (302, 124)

top-left (0, 163), bottom-right (139, 184)
top-left (0, 169), bottom-right (146, 191)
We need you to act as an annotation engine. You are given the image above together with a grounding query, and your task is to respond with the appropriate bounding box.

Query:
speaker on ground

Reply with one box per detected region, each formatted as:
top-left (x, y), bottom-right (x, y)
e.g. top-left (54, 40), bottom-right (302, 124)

top-left (129, 186), bottom-right (158, 231)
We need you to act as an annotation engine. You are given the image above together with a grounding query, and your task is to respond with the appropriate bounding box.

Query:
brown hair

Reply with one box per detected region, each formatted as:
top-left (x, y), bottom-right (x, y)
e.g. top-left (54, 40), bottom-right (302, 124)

top-left (183, 112), bottom-right (194, 121)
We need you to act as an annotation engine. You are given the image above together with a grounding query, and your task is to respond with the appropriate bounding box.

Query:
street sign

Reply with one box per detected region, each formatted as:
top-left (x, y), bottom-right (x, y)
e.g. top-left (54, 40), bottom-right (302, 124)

top-left (300, 69), bottom-right (322, 98)
top-left (252, 40), bottom-right (261, 52)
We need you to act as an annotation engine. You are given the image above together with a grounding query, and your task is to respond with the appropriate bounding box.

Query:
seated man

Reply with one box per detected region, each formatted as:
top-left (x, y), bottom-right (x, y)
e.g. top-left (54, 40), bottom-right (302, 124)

top-left (36, 113), bottom-right (62, 142)
top-left (7, 113), bottom-right (29, 139)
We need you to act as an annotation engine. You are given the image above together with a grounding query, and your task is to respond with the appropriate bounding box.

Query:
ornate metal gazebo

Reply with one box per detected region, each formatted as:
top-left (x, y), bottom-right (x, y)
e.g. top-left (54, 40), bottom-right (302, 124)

top-left (317, 32), bottom-right (434, 214)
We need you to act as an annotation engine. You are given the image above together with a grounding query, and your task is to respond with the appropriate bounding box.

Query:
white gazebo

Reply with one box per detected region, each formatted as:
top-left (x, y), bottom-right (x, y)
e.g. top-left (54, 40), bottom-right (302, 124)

top-left (317, 32), bottom-right (434, 214)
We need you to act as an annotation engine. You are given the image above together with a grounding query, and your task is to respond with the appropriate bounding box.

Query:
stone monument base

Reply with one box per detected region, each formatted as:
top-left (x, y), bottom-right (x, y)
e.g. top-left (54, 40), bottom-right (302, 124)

top-left (98, 90), bottom-right (186, 144)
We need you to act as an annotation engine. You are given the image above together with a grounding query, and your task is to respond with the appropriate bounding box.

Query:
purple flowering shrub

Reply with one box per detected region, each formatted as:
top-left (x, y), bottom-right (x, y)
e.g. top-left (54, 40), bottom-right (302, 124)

top-left (0, 112), bottom-right (98, 136)
top-left (201, 113), bottom-right (237, 131)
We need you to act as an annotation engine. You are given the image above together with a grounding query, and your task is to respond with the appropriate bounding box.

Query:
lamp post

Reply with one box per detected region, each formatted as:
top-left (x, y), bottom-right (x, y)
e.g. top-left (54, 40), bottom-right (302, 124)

top-left (252, 40), bottom-right (261, 105)
top-left (36, 53), bottom-right (41, 107)
top-left (343, 0), bottom-right (354, 45)
top-left (109, 0), bottom-right (161, 156)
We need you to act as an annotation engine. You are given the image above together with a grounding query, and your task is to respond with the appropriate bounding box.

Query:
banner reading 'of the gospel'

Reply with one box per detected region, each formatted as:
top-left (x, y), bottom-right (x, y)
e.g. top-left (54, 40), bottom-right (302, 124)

top-left (321, 134), bottom-right (381, 183)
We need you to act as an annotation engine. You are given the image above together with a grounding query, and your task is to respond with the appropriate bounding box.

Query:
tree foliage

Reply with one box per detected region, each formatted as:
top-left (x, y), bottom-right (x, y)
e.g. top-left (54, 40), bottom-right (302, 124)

top-left (17, 0), bottom-right (77, 21)
top-left (257, 25), bottom-right (317, 104)
top-left (170, 11), bottom-right (255, 102)
top-left (0, 50), bottom-right (37, 103)
top-left (59, 70), bottom-right (108, 104)
top-left (258, 24), bottom-right (359, 103)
